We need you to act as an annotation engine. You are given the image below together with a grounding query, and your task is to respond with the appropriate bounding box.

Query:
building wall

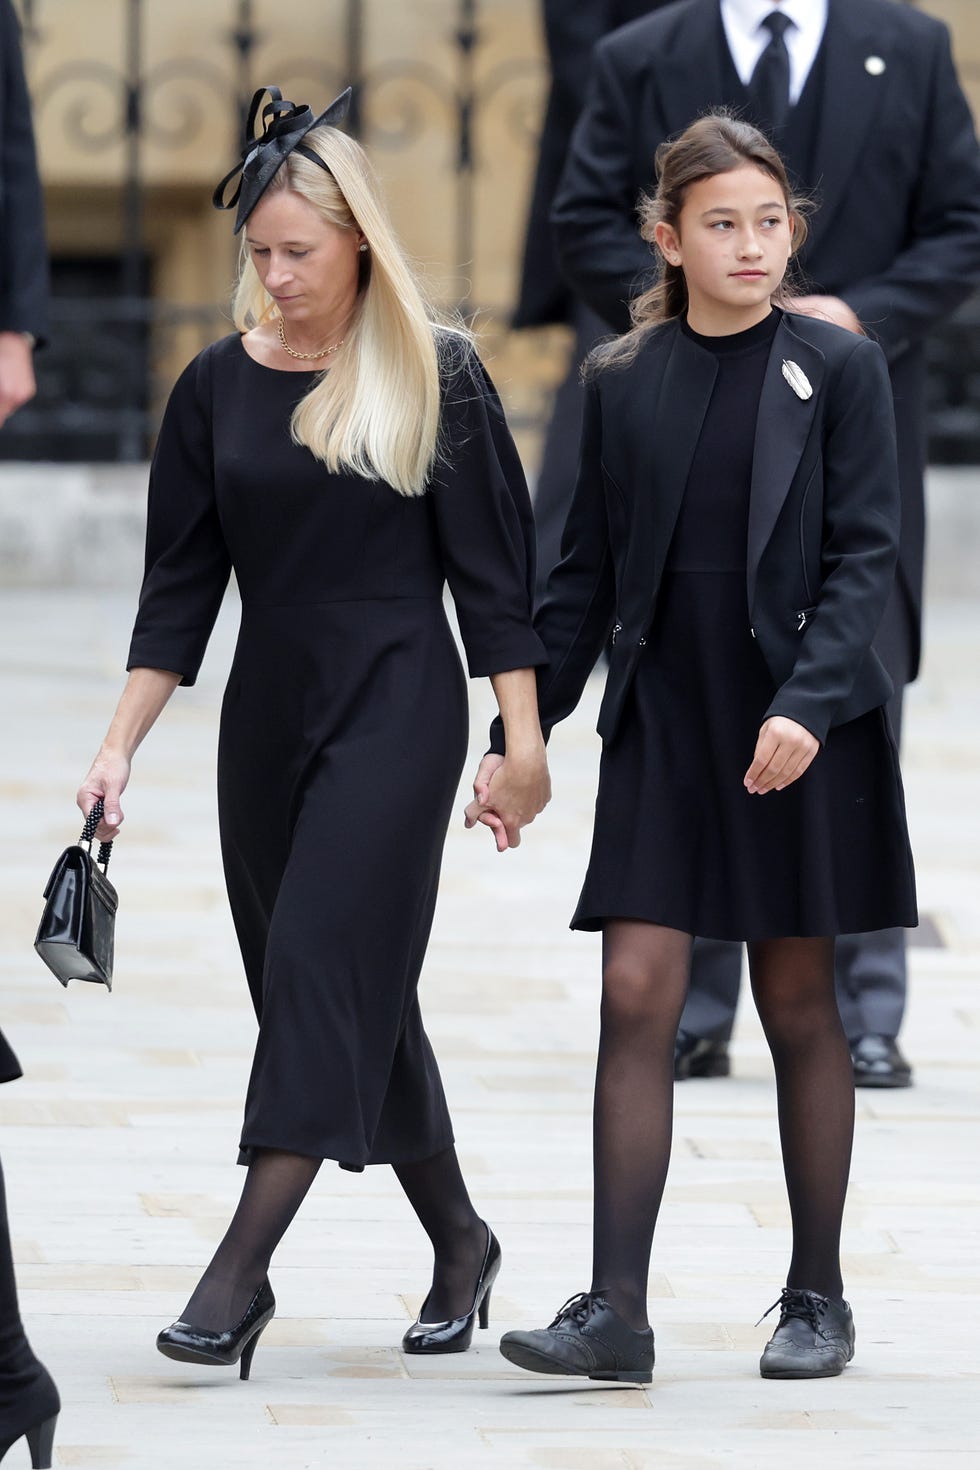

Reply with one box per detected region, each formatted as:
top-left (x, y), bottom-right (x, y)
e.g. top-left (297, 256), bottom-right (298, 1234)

top-left (17, 0), bottom-right (980, 465)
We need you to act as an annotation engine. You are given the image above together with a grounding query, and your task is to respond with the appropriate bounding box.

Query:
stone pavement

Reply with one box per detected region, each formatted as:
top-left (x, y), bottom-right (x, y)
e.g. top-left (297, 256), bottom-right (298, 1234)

top-left (0, 558), bottom-right (977, 1467)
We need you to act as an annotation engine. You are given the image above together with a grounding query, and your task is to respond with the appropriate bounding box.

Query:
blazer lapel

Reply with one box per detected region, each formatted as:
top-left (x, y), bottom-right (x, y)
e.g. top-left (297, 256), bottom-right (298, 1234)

top-left (622, 327), bottom-right (718, 618)
top-left (746, 318), bottom-right (824, 613)
top-left (805, 0), bottom-right (892, 255)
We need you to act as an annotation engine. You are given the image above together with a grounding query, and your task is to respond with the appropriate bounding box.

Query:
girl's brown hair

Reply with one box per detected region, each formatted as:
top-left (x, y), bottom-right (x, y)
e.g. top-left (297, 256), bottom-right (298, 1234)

top-left (589, 110), bottom-right (810, 374)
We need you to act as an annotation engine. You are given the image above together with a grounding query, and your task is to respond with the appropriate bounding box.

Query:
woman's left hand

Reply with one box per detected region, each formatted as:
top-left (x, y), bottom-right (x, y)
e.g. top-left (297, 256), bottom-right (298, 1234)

top-left (744, 716), bottom-right (820, 795)
top-left (464, 749), bottom-right (551, 851)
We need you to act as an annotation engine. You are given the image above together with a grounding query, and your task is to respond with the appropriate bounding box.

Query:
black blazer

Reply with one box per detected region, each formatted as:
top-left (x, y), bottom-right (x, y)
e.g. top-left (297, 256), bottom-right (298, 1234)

top-left (490, 312), bottom-right (899, 755)
top-left (0, 0), bottom-right (48, 341)
top-left (513, 0), bottom-right (672, 329)
top-left (551, 0), bottom-right (980, 678)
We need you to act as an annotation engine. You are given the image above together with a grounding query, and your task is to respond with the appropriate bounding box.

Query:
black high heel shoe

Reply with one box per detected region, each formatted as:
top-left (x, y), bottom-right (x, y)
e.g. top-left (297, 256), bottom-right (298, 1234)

top-left (402, 1223), bottom-right (501, 1355)
top-left (0, 1412), bottom-right (58, 1469)
top-left (156, 1279), bottom-right (275, 1380)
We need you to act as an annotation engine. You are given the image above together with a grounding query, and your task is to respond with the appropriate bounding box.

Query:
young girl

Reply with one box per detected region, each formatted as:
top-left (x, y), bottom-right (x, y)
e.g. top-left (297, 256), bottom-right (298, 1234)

top-left (470, 112), bottom-right (916, 1383)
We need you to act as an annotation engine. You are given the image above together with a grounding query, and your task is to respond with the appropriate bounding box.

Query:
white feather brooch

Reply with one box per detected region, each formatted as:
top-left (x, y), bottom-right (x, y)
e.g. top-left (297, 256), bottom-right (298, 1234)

top-left (781, 359), bottom-right (813, 401)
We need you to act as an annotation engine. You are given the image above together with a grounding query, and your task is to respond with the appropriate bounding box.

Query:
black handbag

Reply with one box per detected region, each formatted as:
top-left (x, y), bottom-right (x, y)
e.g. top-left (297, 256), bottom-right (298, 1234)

top-left (34, 800), bottom-right (117, 990)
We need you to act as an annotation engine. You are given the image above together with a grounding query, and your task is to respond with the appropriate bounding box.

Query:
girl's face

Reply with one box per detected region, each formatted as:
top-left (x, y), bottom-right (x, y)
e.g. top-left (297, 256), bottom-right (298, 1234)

top-left (655, 164), bottom-right (794, 333)
top-left (245, 188), bottom-right (363, 331)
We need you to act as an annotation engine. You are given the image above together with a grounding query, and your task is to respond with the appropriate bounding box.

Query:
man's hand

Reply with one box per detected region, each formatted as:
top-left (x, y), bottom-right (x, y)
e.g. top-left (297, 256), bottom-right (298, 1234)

top-left (785, 295), bottom-right (864, 337)
top-left (0, 332), bottom-right (36, 428)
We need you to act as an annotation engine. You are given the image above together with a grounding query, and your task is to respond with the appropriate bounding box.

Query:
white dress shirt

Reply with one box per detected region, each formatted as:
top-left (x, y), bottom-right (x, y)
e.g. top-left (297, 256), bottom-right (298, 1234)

top-left (720, 0), bottom-right (829, 104)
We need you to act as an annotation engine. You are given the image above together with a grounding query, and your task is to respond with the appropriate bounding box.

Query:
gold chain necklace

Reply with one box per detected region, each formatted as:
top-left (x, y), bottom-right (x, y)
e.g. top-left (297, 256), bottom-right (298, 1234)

top-left (277, 316), bottom-right (345, 361)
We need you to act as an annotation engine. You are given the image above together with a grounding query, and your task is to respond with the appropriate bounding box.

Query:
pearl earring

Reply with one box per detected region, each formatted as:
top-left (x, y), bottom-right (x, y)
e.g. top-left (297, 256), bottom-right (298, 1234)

top-left (358, 242), bottom-right (368, 253)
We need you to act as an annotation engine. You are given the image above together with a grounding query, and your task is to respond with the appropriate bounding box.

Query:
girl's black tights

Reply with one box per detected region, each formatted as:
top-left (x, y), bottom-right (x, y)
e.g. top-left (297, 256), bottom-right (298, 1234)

top-left (591, 922), bottom-right (853, 1329)
top-left (181, 1144), bottom-right (485, 1330)
top-left (748, 936), bottom-right (853, 1302)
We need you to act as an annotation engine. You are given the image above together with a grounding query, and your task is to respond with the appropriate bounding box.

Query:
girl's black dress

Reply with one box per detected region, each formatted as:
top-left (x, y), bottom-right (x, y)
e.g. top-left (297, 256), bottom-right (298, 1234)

top-left (128, 334), bottom-right (544, 1169)
top-left (572, 312), bottom-right (916, 940)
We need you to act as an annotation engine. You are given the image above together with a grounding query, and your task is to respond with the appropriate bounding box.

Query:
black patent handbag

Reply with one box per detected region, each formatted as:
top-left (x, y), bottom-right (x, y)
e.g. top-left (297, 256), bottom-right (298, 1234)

top-left (34, 799), bottom-right (117, 990)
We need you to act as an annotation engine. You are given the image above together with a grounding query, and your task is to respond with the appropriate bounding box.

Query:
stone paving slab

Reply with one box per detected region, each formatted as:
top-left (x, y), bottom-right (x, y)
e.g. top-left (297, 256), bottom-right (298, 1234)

top-left (0, 581), bottom-right (977, 1469)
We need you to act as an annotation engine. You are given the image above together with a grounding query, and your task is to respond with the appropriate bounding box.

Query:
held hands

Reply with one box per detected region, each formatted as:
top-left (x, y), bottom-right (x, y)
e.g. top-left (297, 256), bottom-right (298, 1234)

top-left (744, 716), bottom-right (819, 795)
top-left (464, 749), bottom-right (551, 852)
top-left (77, 750), bottom-right (131, 841)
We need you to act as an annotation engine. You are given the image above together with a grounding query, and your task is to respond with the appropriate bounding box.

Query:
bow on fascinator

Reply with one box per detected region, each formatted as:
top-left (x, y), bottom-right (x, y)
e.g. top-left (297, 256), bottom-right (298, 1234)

top-left (213, 85), bottom-right (353, 233)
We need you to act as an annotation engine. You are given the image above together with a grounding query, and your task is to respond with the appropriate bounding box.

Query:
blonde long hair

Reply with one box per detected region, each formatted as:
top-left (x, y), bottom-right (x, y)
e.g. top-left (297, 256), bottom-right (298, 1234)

top-left (233, 126), bottom-right (470, 497)
top-left (591, 111), bottom-right (810, 374)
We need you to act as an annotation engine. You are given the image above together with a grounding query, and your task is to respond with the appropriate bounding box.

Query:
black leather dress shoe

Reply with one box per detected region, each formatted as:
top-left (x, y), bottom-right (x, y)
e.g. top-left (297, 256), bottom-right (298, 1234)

top-left (499, 1291), bottom-right (654, 1384)
top-left (851, 1034), bottom-right (912, 1088)
top-left (759, 1288), bottom-right (855, 1379)
top-left (674, 1031), bottom-right (731, 1081)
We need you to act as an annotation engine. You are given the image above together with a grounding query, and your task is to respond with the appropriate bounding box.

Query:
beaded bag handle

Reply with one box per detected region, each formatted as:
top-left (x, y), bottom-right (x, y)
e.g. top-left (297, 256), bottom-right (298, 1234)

top-left (80, 799), bottom-right (114, 872)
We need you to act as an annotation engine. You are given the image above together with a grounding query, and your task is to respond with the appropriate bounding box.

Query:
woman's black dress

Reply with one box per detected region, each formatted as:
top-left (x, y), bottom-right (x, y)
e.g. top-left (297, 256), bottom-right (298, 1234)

top-left (128, 335), bottom-right (544, 1168)
top-left (572, 312), bottom-right (916, 940)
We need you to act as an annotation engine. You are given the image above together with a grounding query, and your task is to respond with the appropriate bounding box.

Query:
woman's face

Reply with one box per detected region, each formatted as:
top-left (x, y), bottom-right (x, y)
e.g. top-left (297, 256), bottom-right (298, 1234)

top-left (245, 188), bottom-right (363, 331)
top-left (655, 164), bottom-right (794, 330)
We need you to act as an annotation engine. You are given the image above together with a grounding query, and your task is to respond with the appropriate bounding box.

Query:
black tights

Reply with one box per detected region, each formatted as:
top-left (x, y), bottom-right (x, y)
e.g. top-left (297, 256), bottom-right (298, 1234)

top-left (182, 1144), bottom-right (485, 1331)
top-left (591, 922), bottom-right (853, 1329)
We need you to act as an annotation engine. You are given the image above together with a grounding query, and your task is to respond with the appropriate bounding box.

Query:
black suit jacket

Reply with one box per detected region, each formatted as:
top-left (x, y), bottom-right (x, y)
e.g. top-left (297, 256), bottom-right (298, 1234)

top-left (491, 313), bottom-right (899, 754)
top-left (551, 0), bottom-right (980, 678)
top-left (0, 0), bottom-right (48, 341)
top-left (513, 0), bottom-right (672, 328)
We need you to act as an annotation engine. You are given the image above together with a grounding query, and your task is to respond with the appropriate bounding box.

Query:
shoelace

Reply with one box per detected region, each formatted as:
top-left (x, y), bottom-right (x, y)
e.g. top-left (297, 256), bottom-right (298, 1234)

top-left (548, 1290), bottom-right (606, 1331)
top-left (756, 1287), bottom-right (829, 1333)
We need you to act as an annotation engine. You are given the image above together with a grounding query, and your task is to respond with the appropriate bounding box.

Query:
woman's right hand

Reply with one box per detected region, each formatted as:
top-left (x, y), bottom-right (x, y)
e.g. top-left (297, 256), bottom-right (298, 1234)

top-left (77, 749), bottom-right (131, 841)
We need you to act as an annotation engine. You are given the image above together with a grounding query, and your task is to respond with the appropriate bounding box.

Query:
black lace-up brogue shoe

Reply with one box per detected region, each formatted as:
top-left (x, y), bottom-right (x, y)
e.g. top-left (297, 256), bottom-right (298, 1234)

top-left (759, 1287), bottom-right (855, 1379)
top-left (499, 1291), bottom-right (654, 1384)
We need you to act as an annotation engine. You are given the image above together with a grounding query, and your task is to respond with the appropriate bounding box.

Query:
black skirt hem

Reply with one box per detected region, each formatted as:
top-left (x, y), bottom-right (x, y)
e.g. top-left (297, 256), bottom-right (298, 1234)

top-left (569, 906), bottom-right (919, 942)
top-left (237, 1126), bottom-right (456, 1171)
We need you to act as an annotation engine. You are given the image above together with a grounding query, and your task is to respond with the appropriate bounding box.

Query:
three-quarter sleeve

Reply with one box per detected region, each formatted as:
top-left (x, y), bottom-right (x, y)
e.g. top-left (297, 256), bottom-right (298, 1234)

top-left (127, 347), bottom-right (231, 686)
top-left (429, 344), bottom-right (547, 677)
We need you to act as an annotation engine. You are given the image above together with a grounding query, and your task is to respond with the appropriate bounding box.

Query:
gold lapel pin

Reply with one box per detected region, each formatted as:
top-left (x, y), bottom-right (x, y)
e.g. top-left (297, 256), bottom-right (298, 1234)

top-left (865, 55), bottom-right (886, 76)
top-left (782, 359), bottom-right (813, 401)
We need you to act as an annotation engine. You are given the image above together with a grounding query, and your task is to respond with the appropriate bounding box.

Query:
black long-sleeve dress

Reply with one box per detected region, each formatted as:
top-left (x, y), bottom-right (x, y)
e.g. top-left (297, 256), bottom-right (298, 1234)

top-left (128, 333), bottom-right (545, 1170)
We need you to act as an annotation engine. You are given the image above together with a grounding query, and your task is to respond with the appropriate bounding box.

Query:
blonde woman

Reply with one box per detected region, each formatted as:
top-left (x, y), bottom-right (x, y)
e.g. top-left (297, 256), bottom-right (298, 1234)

top-left (77, 87), bottom-right (549, 1378)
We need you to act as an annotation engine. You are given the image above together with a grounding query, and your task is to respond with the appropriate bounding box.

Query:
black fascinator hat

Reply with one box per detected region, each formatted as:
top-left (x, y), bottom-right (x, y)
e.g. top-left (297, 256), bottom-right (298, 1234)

top-left (213, 85), bottom-right (353, 233)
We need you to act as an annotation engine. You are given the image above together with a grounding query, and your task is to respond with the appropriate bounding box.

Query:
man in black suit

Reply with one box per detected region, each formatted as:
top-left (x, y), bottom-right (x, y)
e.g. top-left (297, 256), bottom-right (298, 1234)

top-left (514, 2), bottom-right (675, 596)
top-left (551, 0), bottom-right (980, 1086)
top-left (0, 0), bottom-right (48, 429)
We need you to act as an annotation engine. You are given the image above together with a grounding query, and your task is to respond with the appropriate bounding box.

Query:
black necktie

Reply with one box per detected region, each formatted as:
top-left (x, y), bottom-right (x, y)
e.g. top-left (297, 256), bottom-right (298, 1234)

top-left (749, 10), bottom-right (793, 133)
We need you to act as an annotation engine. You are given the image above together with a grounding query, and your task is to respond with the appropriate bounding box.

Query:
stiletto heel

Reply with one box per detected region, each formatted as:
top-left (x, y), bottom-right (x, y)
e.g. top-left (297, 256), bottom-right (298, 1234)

top-left (156, 1278), bottom-right (275, 1377)
top-left (402, 1223), bottom-right (501, 1355)
top-left (238, 1324), bottom-right (267, 1381)
top-left (25, 1414), bottom-right (57, 1469)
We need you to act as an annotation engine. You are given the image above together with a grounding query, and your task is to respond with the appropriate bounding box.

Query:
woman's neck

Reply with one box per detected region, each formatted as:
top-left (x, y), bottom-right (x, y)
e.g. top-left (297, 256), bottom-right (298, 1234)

top-left (277, 305), bottom-right (354, 359)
